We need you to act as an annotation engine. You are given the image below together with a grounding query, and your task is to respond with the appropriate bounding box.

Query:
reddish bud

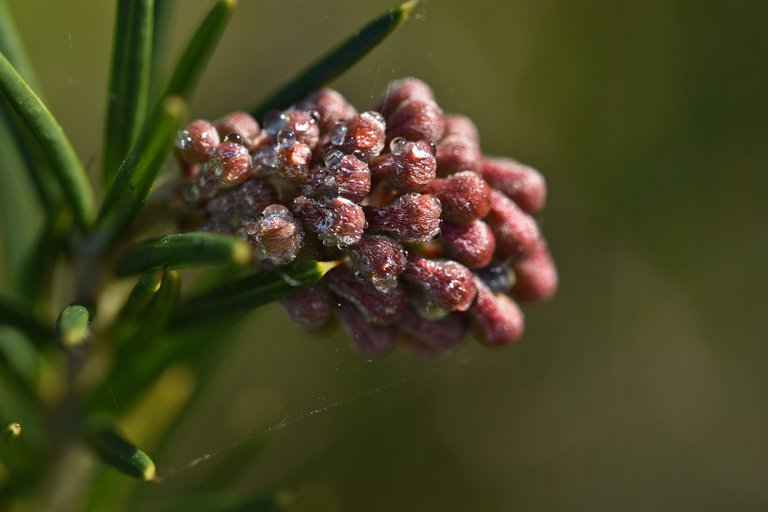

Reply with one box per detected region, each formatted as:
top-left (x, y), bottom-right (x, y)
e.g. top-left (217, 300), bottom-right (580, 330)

top-left (471, 277), bottom-right (524, 346)
top-left (440, 220), bottom-right (496, 269)
top-left (216, 111), bottom-right (260, 146)
top-left (443, 114), bottom-right (479, 144)
top-left (297, 88), bottom-right (357, 131)
top-left (239, 204), bottom-right (304, 265)
top-left (266, 109), bottom-right (320, 148)
top-left (347, 235), bottom-right (407, 293)
top-left (511, 241), bottom-right (558, 302)
top-left (386, 99), bottom-right (445, 144)
top-left (427, 171), bottom-right (491, 225)
top-left (336, 302), bottom-right (397, 358)
top-left (370, 138), bottom-right (436, 192)
top-left (275, 141), bottom-right (313, 182)
top-left (402, 253), bottom-right (477, 312)
top-left (292, 195), bottom-right (365, 248)
top-left (324, 266), bottom-right (405, 325)
top-left (205, 178), bottom-right (279, 222)
top-left (486, 190), bottom-right (541, 262)
top-left (175, 119), bottom-right (219, 163)
top-left (330, 111), bottom-right (386, 160)
top-left (398, 306), bottom-right (468, 360)
top-left (280, 285), bottom-right (333, 328)
top-left (208, 141), bottom-right (252, 187)
top-left (302, 152), bottom-right (371, 203)
top-left (364, 193), bottom-right (442, 243)
top-left (480, 157), bottom-right (547, 214)
top-left (373, 77), bottom-right (435, 118)
top-left (435, 135), bottom-right (481, 175)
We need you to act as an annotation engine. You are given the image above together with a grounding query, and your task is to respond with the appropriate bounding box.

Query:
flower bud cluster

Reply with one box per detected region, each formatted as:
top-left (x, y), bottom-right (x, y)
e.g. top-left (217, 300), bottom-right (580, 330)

top-left (174, 78), bottom-right (557, 358)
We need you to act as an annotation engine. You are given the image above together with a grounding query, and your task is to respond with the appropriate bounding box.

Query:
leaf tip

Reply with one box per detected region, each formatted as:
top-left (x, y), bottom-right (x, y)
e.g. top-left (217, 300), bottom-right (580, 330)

top-left (232, 238), bottom-right (253, 266)
top-left (162, 95), bottom-right (188, 119)
top-left (398, 0), bottom-right (421, 18)
top-left (316, 259), bottom-right (343, 277)
top-left (4, 423), bottom-right (22, 440)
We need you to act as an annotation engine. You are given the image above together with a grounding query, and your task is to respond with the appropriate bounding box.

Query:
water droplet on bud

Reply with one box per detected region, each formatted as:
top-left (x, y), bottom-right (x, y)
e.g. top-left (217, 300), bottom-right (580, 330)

top-left (389, 136), bottom-right (408, 155)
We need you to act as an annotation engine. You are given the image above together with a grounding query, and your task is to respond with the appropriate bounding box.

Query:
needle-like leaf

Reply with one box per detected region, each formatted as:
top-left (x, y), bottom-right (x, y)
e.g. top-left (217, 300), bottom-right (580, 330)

top-left (0, 51), bottom-right (94, 228)
top-left (0, 296), bottom-right (51, 342)
top-left (115, 232), bottom-right (252, 277)
top-left (102, 0), bottom-right (155, 186)
top-left (250, 0), bottom-right (419, 120)
top-left (84, 423), bottom-right (157, 481)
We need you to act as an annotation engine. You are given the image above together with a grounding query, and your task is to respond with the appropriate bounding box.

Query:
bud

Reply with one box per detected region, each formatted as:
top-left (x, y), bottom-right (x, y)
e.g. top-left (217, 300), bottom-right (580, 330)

top-left (331, 111), bottom-right (386, 160)
top-left (346, 235), bottom-right (407, 293)
top-left (443, 114), bottom-right (479, 144)
top-left (486, 189), bottom-right (540, 262)
top-left (373, 77), bottom-right (434, 118)
top-left (440, 220), bottom-right (496, 269)
top-left (280, 285), bottom-right (334, 328)
top-left (370, 138), bottom-right (436, 192)
top-left (175, 119), bottom-right (220, 163)
top-left (297, 88), bottom-right (357, 131)
top-left (427, 171), bottom-right (491, 225)
top-left (216, 111), bottom-right (260, 146)
top-left (324, 266), bottom-right (405, 325)
top-left (266, 109), bottom-right (320, 148)
top-left (302, 153), bottom-right (371, 203)
top-left (435, 134), bottom-right (481, 175)
top-left (480, 157), bottom-right (547, 214)
top-left (275, 141), bottom-right (313, 182)
top-left (398, 306), bottom-right (468, 360)
top-left (386, 99), bottom-right (445, 144)
top-left (364, 193), bottom-right (442, 243)
top-left (402, 253), bottom-right (477, 312)
top-left (240, 204), bottom-right (304, 265)
top-left (511, 241), bottom-right (558, 302)
top-left (205, 178), bottom-right (279, 223)
top-left (203, 140), bottom-right (252, 190)
top-left (470, 277), bottom-right (524, 346)
top-left (292, 195), bottom-right (365, 248)
top-left (336, 301), bottom-right (396, 359)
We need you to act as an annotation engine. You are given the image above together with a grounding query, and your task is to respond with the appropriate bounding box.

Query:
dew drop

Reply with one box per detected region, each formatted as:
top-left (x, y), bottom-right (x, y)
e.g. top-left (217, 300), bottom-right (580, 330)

top-left (352, 150), bottom-right (367, 162)
top-left (277, 128), bottom-right (296, 148)
top-left (175, 131), bottom-right (192, 150)
top-left (389, 137), bottom-right (408, 155)
top-left (324, 149), bottom-right (344, 167)
top-left (362, 110), bottom-right (385, 127)
top-left (330, 123), bottom-right (347, 146)
top-left (411, 143), bottom-right (432, 159)
top-left (224, 132), bottom-right (243, 145)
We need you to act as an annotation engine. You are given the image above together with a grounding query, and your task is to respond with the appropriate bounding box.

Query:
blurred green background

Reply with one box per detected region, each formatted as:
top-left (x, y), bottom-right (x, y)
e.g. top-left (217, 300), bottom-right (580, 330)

top-left (3, 0), bottom-right (768, 510)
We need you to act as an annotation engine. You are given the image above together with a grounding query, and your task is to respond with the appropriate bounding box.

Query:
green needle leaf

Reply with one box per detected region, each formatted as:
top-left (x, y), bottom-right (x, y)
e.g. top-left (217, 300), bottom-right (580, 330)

top-left (115, 232), bottom-right (252, 277)
top-left (102, 0), bottom-right (155, 186)
top-left (0, 50), bottom-right (95, 228)
top-left (0, 296), bottom-right (51, 341)
top-left (162, 0), bottom-right (235, 102)
top-left (250, 0), bottom-right (419, 120)
top-left (55, 304), bottom-right (91, 349)
top-left (116, 268), bottom-right (165, 325)
top-left (95, 96), bottom-right (187, 246)
top-left (84, 424), bottom-right (157, 481)
top-left (170, 260), bottom-right (340, 329)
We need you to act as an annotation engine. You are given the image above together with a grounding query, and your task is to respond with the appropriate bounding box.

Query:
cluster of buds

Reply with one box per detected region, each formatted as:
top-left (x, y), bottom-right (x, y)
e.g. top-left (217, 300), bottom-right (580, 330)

top-left (174, 78), bottom-right (557, 359)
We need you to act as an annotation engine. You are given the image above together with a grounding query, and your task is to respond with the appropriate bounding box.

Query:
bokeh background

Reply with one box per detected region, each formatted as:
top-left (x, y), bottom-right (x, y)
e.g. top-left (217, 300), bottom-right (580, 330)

top-left (3, 0), bottom-right (768, 510)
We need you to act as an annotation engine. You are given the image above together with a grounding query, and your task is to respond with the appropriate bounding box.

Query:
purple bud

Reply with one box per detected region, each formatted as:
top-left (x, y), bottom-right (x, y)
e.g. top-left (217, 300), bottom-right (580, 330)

top-left (333, 111), bottom-right (386, 160)
top-left (427, 171), bottom-right (491, 225)
top-left (435, 135), bottom-right (482, 176)
top-left (205, 178), bottom-right (279, 222)
top-left (209, 141), bottom-right (252, 187)
top-left (324, 266), bottom-right (405, 326)
top-left (370, 139), bottom-right (436, 192)
top-left (280, 285), bottom-right (334, 329)
top-left (347, 235), bottom-right (407, 293)
top-left (302, 154), bottom-right (371, 203)
top-left (240, 204), bottom-right (304, 265)
top-left (292, 195), bottom-right (365, 248)
top-left (216, 111), bottom-right (260, 146)
top-left (364, 193), bottom-right (442, 243)
top-left (297, 88), bottom-right (357, 131)
top-left (511, 241), bottom-right (558, 302)
top-left (336, 301), bottom-right (397, 359)
top-left (386, 99), bottom-right (445, 144)
top-left (440, 220), bottom-right (496, 269)
top-left (480, 157), bottom-right (547, 214)
top-left (373, 77), bottom-right (435, 118)
top-left (398, 306), bottom-right (468, 360)
top-left (443, 114), bottom-right (479, 144)
top-left (175, 119), bottom-right (220, 163)
top-left (402, 253), bottom-right (477, 312)
top-left (486, 189), bottom-right (540, 262)
top-left (471, 277), bottom-right (524, 346)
